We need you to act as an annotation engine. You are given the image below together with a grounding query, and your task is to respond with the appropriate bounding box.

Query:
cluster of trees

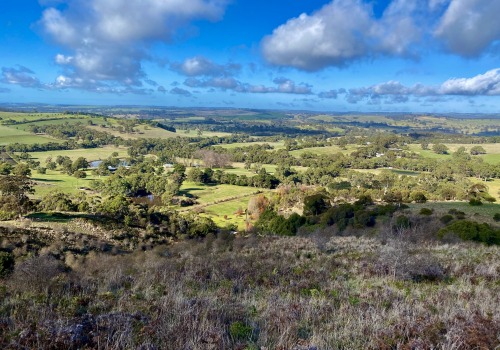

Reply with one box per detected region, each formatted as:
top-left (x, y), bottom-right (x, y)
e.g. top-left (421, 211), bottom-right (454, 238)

top-left (187, 167), bottom-right (280, 189)
top-left (92, 162), bottom-right (187, 204)
top-left (28, 122), bottom-right (120, 148)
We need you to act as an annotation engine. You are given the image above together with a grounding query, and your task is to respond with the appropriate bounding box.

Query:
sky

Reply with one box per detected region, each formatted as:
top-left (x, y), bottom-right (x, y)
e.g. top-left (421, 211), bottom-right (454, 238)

top-left (0, 0), bottom-right (500, 113)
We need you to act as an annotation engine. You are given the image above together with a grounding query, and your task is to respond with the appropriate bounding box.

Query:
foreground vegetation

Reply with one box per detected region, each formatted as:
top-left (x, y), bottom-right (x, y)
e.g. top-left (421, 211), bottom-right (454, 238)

top-left (0, 225), bottom-right (499, 349)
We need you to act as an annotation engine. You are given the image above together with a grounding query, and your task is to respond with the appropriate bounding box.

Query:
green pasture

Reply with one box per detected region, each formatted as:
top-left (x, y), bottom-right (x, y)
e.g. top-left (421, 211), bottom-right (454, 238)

top-left (407, 201), bottom-right (500, 223)
top-left (202, 195), bottom-right (254, 230)
top-left (0, 112), bottom-right (74, 123)
top-left (217, 141), bottom-right (285, 150)
top-left (409, 143), bottom-right (500, 164)
top-left (0, 125), bottom-right (61, 145)
top-left (176, 129), bottom-right (234, 138)
top-left (12, 118), bottom-right (97, 131)
top-left (32, 170), bottom-right (98, 197)
top-left (290, 144), bottom-right (358, 157)
top-left (180, 182), bottom-right (262, 205)
top-left (25, 145), bottom-right (129, 162)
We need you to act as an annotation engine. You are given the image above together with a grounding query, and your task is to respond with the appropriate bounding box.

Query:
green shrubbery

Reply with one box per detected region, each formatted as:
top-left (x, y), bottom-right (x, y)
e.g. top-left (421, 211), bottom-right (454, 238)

top-left (0, 251), bottom-right (15, 277)
top-left (438, 220), bottom-right (500, 245)
top-left (419, 208), bottom-right (433, 216)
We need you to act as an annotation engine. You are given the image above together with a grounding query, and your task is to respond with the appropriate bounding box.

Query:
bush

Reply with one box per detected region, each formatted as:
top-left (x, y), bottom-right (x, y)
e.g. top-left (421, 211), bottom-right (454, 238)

top-left (394, 215), bottom-right (411, 229)
top-left (303, 193), bottom-right (329, 216)
top-left (494, 213), bottom-right (500, 222)
top-left (411, 192), bottom-right (427, 203)
top-left (0, 251), bottom-right (15, 277)
top-left (353, 210), bottom-right (375, 228)
top-left (440, 214), bottom-right (454, 224)
top-left (449, 209), bottom-right (466, 219)
top-left (469, 198), bottom-right (483, 206)
top-left (419, 208), bottom-right (433, 216)
top-left (438, 220), bottom-right (500, 245)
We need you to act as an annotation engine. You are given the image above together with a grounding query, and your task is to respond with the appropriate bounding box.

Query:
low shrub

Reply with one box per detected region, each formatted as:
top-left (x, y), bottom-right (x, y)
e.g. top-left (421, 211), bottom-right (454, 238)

top-left (438, 220), bottom-right (500, 245)
top-left (440, 214), bottom-right (454, 224)
top-left (0, 251), bottom-right (15, 277)
top-left (419, 208), bottom-right (433, 216)
top-left (469, 198), bottom-right (483, 206)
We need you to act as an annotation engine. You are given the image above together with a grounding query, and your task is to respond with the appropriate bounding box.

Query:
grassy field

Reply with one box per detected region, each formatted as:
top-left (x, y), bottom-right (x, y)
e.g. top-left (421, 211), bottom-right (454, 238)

top-left (0, 112), bottom-right (76, 122)
top-left (177, 129), bottom-right (234, 138)
top-left (222, 163), bottom-right (308, 176)
top-left (408, 201), bottom-right (500, 223)
top-left (25, 145), bottom-right (129, 162)
top-left (290, 144), bottom-right (358, 157)
top-left (179, 182), bottom-right (268, 229)
top-left (12, 118), bottom-right (98, 131)
top-left (32, 170), bottom-right (99, 197)
top-left (88, 124), bottom-right (181, 139)
top-left (202, 195), bottom-right (254, 230)
top-left (409, 143), bottom-right (500, 164)
top-left (217, 141), bottom-right (285, 150)
top-left (0, 125), bottom-right (61, 145)
top-left (352, 168), bottom-right (421, 177)
top-left (180, 182), bottom-right (262, 205)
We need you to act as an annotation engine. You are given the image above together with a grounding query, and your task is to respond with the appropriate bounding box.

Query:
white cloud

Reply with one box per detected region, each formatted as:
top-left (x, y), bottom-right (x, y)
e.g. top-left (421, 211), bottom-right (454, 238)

top-left (328, 68), bottom-right (500, 104)
top-left (435, 0), bottom-right (500, 57)
top-left (39, 0), bottom-right (228, 91)
top-left (439, 68), bottom-right (500, 95)
top-left (170, 87), bottom-right (192, 97)
top-left (262, 0), bottom-right (420, 71)
top-left (184, 76), bottom-right (312, 94)
top-left (171, 56), bottom-right (240, 77)
top-left (1, 66), bottom-right (44, 88)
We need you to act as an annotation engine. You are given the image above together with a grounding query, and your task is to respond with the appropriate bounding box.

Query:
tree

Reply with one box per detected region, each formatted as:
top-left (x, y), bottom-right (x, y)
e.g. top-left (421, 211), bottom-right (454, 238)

top-left (12, 163), bottom-right (31, 176)
top-left (72, 157), bottom-right (89, 171)
top-left (0, 162), bottom-right (12, 175)
top-left (432, 143), bottom-right (449, 155)
top-left (247, 194), bottom-right (270, 219)
top-left (303, 193), bottom-right (329, 216)
top-left (0, 175), bottom-right (34, 217)
top-left (470, 146), bottom-right (486, 155)
top-left (73, 170), bottom-right (87, 178)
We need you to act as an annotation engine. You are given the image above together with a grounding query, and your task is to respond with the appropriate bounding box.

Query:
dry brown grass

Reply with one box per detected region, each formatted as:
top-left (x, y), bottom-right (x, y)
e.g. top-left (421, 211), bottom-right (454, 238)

top-left (0, 233), bottom-right (499, 349)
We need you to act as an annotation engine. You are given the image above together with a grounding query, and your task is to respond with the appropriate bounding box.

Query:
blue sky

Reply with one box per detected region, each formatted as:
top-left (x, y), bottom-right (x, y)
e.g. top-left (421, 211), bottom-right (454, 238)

top-left (0, 0), bottom-right (500, 113)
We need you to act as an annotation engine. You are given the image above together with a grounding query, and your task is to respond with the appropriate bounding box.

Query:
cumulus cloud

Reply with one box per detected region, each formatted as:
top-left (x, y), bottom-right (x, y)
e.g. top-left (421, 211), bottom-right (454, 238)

top-left (435, 0), bottom-right (500, 57)
top-left (330, 68), bottom-right (500, 104)
top-left (318, 89), bottom-right (344, 99)
top-left (184, 76), bottom-right (312, 94)
top-left (262, 0), bottom-right (500, 70)
top-left (38, 0), bottom-right (228, 91)
top-left (171, 56), bottom-right (240, 77)
top-left (170, 87), bottom-right (192, 97)
top-left (1, 66), bottom-right (44, 88)
top-left (262, 0), bottom-right (420, 71)
top-left (439, 68), bottom-right (500, 95)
